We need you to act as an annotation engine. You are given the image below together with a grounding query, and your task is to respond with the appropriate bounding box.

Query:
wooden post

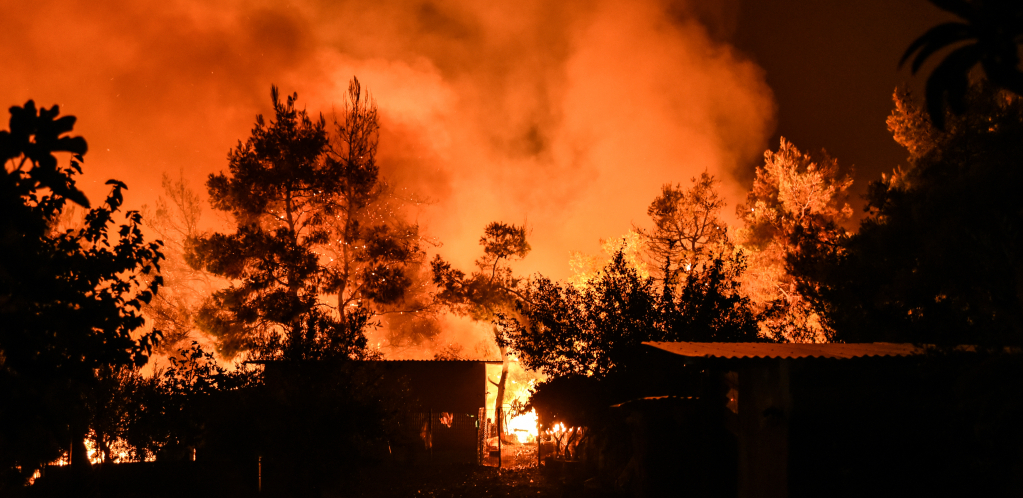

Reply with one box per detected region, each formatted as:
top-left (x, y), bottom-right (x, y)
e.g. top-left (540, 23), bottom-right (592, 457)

top-left (497, 405), bottom-right (502, 469)
top-left (258, 455), bottom-right (262, 493)
top-left (537, 417), bottom-right (542, 467)
top-left (429, 408), bottom-right (434, 461)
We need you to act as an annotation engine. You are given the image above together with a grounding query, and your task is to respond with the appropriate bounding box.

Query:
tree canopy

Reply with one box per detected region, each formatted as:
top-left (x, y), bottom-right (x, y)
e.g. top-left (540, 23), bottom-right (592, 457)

top-left (188, 79), bottom-right (425, 360)
top-left (0, 101), bottom-right (163, 485)
top-left (431, 222), bottom-right (531, 323)
top-left (795, 85), bottom-right (1023, 348)
top-left (502, 248), bottom-right (759, 380)
top-left (736, 137), bottom-right (853, 343)
top-left (638, 172), bottom-right (731, 281)
top-left (901, 0), bottom-right (1023, 129)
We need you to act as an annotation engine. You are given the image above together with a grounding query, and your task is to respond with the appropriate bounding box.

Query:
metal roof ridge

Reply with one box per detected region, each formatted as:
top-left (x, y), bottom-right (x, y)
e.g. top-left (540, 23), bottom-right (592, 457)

top-left (642, 341), bottom-right (928, 360)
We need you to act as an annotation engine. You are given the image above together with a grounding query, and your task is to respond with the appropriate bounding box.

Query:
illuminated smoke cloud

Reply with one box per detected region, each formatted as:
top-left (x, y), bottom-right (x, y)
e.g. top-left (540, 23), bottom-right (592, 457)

top-left (4, 0), bottom-right (775, 355)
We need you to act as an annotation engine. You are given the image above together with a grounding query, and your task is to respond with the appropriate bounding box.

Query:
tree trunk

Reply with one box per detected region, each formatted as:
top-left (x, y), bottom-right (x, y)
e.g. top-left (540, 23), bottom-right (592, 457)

top-left (71, 427), bottom-right (91, 468)
top-left (494, 343), bottom-right (510, 442)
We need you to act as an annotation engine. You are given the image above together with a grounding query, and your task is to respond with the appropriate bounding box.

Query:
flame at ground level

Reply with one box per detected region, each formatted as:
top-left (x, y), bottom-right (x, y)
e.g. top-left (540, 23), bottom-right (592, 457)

top-left (506, 409), bottom-right (538, 443)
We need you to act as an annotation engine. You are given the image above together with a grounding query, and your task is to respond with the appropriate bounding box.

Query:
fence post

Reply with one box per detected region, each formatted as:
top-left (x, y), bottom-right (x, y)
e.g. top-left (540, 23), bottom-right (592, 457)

top-left (537, 417), bottom-right (541, 467)
top-left (478, 407), bottom-right (486, 466)
top-left (497, 405), bottom-right (502, 469)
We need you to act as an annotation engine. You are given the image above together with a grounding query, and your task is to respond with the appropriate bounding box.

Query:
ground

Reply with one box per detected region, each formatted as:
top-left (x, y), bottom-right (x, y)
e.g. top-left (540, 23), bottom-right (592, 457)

top-left (27, 463), bottom-right (588, 498)
top-left (26, 444), bottom-right (602, 497)
top-left (343, 466), bottom-right (563, 498)
top-left (342, 442), bottom-right (589, 498)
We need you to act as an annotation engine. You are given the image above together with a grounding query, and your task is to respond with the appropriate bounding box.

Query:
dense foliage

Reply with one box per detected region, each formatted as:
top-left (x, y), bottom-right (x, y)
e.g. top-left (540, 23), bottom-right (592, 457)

top-left (902, 0), bottom-right (1023, 129)
top-left (188, 80), bottom-right (426, 360)
top-left (501, 249), bottom-right (759, 380)
top-left (795, 86), bottom-right (1023, 348)
top-left (734, 138), bottom-right (853, 343)
top-left (0, 101), bottom-right (163, 485)
top-left (84, 342), bottom-right (256, 464)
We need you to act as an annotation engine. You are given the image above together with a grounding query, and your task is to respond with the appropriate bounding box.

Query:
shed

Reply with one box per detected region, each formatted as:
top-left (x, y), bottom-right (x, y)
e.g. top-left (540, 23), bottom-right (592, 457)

top-left (259, 359), bottom-right (499, 464)
top-left (643, 341), bottom-right (942, 498)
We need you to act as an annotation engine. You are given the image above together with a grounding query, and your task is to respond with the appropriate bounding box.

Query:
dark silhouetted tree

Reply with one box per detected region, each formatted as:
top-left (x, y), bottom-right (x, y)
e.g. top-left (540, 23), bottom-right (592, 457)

top-left (188, 79), bottom-right (425, 360)
top-left (794, 84), bottom-right (1023, 348)
top-left (431, 222), bottom-right (530, 435)
top-left (506, 247), bottom-right (757, 474)
top-left (901, 0), bottom-right (1023, 129)
top-left (789, 85), bottom-right (1023, 492)
top-left (187, 85), bottom-right (340, 360)
top-left (319, 78), bottom-right (433, 347)
top-left (501, 249), bottom-right (759, 380)
top-left (84, 340), bottom-right (257, 465)
top-left (0, 101), bottom-right (163, 486)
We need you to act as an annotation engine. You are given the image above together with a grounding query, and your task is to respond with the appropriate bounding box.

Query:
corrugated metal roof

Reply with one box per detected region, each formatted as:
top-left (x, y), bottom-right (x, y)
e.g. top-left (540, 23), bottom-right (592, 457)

top-left (643, 341), bottom-right (924, 360)
top-left (364, 359), bottom-right (504, 363)
top-left (610, 395), bottom-right (699, 408)
top-left (248, 359), bottom-right (503, 364)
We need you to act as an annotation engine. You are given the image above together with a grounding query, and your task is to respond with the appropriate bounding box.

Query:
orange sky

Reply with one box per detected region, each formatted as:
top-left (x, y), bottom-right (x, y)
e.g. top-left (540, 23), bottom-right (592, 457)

top-left (3, 0), bottom-right (775, 283)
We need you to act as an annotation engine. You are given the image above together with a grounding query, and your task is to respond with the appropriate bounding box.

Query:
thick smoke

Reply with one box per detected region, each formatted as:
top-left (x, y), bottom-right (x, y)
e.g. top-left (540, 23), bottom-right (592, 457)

top-left (3, 0), bottom-right (775, 356)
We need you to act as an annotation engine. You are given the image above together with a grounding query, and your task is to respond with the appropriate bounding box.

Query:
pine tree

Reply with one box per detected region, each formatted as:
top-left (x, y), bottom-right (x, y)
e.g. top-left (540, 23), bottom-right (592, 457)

top-left (188, 79), bottom-right (426, 360)
top-left (431, 222), bottom-right (530, 439)
top-left (736, 138), bottom-right (853, 343)
top-left (639, 172), bottom-right (731, 281)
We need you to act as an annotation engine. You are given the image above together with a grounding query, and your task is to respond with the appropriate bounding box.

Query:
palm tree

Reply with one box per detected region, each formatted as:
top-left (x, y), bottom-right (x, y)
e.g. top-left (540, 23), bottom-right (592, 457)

top-left (901, 0), bottom-right (1023, 129)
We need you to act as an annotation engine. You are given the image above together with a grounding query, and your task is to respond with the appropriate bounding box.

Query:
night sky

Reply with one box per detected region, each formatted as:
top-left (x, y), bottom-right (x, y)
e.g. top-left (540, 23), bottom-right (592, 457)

top-left (730, 0), bottom-right (953, 207)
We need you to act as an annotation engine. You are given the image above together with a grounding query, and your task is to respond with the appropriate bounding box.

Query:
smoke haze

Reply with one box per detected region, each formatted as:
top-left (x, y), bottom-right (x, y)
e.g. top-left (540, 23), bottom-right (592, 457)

top-left (4, 0), bottom-right (776, 354)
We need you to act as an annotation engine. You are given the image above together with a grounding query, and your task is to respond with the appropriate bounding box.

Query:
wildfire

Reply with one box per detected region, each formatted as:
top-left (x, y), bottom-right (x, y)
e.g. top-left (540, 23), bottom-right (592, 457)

top-left (547, 422), bottom-right (567, 435)
top-left (506, 409), bottom-right (538, 443)
top-left (46, 433), bottom-right (152, 468)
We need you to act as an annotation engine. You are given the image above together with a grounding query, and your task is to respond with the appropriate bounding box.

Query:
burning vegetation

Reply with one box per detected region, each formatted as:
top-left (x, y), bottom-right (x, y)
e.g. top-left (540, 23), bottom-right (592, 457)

top-left (4, 0), bottom-right (1023, 495)
top-left (6, 79), bottom-right (1023, 494)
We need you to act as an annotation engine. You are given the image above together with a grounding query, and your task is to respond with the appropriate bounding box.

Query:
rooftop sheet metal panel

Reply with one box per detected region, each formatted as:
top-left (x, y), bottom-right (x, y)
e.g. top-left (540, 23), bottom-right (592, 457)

top-left (249, 359), bottom-right (502, 364)
top-left (643, 341), bottom-right (924, 360)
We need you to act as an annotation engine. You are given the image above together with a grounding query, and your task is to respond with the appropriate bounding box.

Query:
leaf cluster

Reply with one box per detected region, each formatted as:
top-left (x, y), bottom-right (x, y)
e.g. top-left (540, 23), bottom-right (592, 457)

top-left (431, 222), bottom-right (530, 322)
top-left (901, 0), bottom-right (1023, 129)
top-left (795, 84), bottom-right (1023, 348)
top-left (501, 249), bottom-right (760, 380)
top-left (0, 101), bottom-right (163, 485)
top-left (0, 100), bottom-right (89, 207)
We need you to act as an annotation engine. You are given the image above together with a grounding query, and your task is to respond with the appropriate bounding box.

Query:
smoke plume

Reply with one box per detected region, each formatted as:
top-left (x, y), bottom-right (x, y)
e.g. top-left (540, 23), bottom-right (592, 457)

top-left (4, 0), bottom-right (776, 355)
